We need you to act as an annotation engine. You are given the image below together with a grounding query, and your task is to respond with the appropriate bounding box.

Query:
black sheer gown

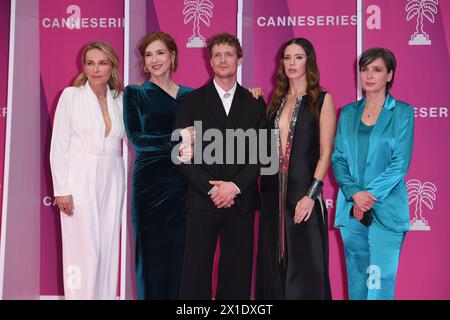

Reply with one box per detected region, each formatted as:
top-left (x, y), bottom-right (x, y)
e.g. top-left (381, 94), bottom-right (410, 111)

top-left (256, 92), bottom-right (331, 300)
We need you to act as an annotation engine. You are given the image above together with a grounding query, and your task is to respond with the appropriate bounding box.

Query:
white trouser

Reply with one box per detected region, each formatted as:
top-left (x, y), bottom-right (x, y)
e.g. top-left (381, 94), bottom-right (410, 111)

top-left (60, 138), bottom-right (125, 300)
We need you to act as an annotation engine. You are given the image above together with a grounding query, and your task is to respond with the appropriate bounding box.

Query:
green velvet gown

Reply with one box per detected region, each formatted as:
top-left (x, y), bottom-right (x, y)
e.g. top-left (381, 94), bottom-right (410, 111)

top-left (123, 81), bottom-right (192, 299)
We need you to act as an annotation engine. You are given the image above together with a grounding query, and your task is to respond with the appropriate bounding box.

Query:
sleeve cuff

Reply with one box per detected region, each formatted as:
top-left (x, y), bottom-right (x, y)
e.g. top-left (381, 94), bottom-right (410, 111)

top-left (54, 189), bottom-right (71, 197)
top-left (343, 185), bottom-right (362, 201)
top-left (230, 182), bottom-right (241, 195)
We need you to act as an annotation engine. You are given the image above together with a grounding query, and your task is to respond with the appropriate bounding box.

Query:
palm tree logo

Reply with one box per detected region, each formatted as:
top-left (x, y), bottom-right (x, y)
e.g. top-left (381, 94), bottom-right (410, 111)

top-left (407, 179), bottom-right (437, 231)
top-left (406, 0), bottom-right (439, 45)
top-left (183, 0), bottom-right (214, 48)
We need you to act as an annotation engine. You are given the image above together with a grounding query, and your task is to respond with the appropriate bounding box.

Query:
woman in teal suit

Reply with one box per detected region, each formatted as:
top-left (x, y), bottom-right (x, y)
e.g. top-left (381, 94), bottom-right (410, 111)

top-left (332, 48), bottom-right (414, 300)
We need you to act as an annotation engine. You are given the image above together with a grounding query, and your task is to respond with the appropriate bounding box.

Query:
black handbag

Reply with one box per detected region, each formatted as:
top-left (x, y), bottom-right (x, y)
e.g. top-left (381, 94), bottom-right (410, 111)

top-left (350, 206), bottom-right (373, 227)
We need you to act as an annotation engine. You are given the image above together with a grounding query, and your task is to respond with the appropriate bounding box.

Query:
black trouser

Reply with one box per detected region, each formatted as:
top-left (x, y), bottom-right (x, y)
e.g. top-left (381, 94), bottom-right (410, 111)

top-left (179, 208), bottom-right (255, 300)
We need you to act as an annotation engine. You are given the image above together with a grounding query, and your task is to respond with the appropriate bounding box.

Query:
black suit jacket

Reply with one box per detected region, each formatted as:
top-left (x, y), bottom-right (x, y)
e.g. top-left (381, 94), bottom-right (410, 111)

top-left (174, 81), bottom-right (267, 213)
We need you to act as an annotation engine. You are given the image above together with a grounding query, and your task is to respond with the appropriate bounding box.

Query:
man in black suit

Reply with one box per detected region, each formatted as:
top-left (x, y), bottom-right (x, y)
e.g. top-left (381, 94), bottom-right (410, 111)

top-left (174, 33), bottom-right (267, 300)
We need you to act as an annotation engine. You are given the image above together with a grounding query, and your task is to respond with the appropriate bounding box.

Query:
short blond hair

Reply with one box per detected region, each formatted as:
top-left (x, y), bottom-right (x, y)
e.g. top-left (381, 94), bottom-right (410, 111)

top-left (207, 33), bottom-right (243, 58)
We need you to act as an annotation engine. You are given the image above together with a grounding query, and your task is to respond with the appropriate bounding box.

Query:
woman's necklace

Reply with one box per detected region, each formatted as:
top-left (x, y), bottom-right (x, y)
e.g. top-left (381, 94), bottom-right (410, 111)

top-left (365, 105), bottom-right (380, 119)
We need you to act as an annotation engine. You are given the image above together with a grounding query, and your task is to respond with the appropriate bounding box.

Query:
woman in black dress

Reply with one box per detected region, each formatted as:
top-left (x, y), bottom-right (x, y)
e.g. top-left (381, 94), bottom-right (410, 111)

top-left (256, 38), bottom-right (336, 299)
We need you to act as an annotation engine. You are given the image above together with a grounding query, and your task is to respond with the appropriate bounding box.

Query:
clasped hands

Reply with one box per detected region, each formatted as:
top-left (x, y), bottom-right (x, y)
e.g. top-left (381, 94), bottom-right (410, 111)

top-left (177, 128), bottom-right (239, 209)
top-left (209, 181), bottom-right (239, 209)
top-left (352, 191), bottom-right (377, 221)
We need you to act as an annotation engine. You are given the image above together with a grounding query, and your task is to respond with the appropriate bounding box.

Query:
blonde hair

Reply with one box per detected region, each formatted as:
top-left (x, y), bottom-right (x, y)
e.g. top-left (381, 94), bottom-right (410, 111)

top-left (73, 41), bottom-right (122, 98)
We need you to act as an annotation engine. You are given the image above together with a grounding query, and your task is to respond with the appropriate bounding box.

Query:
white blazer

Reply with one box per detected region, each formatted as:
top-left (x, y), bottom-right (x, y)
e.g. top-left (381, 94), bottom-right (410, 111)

top-left (50, 82), bottom-right (124, 197)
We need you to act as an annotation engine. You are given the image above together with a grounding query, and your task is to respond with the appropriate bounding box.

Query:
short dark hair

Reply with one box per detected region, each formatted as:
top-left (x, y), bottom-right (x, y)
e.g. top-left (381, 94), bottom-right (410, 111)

top-left (207, 33), bottom-right (243, 58)
top-left (359, 47), bottom-right (396, 92)
top-left (138, 31), bottom-right (178, 71)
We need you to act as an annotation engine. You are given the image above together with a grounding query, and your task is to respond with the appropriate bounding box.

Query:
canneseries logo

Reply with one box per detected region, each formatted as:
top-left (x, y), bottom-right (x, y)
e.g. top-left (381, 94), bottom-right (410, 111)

top-left (257, 14), bottom-right (357, 28)
top-left (407, 178), bottom-right (437, 231)
top-left (43, 195), bottom-right (57, 207)
top-left (406, 0), bottom-right (439, 45)
top-left (41, 5), bottom-right (124, 29)
top-left (324, 198), bottom-right (335, 210)
top-left (183, 0), bottom-right (214, 48)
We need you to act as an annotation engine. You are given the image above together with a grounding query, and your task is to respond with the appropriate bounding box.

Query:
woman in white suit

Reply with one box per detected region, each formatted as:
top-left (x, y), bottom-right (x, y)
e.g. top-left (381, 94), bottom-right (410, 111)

top-left (50, 41), bottom-right (125, 300)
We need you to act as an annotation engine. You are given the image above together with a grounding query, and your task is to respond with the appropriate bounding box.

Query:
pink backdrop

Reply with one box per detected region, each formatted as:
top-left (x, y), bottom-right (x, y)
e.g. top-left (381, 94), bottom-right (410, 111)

top-left (144, 0), bottom-right (237, 88)
top-left (0, 0), bottom-right (448, 299)
top-left (0, 0), bottom-right (10, 242)
top-left (39, 0), bottom-right (124, 296)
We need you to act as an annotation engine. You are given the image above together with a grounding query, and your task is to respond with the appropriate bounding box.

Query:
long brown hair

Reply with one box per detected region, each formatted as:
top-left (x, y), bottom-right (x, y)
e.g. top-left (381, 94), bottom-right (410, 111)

top-left (73, 41), bottom-right (122, 98)
top-left (267, 38), bottom-right (322, 121)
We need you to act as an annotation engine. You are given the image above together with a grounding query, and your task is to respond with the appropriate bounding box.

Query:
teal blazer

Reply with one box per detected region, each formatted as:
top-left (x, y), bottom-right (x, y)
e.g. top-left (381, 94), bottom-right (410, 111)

top-left (332, 94), bottom-right (414, 232)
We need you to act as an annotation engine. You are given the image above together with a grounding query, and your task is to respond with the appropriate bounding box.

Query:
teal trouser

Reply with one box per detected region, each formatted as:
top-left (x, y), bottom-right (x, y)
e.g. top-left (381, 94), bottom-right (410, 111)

top-left (339, 217), bottom-right (406, 300)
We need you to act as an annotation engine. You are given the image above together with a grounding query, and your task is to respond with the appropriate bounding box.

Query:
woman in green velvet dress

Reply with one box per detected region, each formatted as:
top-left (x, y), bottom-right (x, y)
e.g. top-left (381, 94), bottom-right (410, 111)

top-left (123, 32), bottom-right (193, 299)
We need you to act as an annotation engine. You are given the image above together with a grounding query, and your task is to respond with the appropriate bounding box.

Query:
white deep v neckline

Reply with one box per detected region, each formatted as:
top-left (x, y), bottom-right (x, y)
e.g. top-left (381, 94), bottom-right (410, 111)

top-left (88, 82), bottom-right (114, 139)
top-left (98, 97), bottom-right (112, 138)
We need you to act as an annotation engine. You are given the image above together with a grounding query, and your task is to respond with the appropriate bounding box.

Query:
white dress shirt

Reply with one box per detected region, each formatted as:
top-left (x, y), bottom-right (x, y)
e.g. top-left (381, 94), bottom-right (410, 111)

top-left (213, 79), bottom-right (237, 116)
top-left (209, 79), bottom-right (240, 195)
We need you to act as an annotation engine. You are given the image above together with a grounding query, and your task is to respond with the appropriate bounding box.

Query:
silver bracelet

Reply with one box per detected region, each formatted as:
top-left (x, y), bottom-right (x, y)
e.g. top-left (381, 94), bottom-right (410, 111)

top-left (306, 179), bottom-right (323, 200)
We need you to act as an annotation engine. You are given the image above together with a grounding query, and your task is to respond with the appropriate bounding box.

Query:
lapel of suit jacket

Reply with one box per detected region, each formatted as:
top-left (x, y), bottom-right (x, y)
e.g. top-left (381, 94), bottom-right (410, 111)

top-left (348, 99), bottom-right (365, 181)
top-left (366, 94), bottom-right (396, 161)
top-left (205, 81), bottom-right (227, 128)
top-left (226, 83), bottom-right (244, 127)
